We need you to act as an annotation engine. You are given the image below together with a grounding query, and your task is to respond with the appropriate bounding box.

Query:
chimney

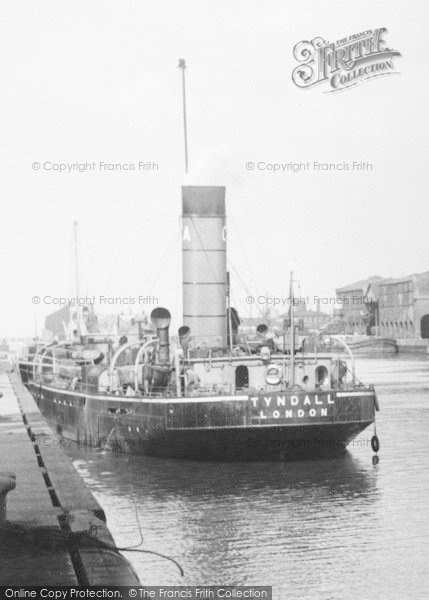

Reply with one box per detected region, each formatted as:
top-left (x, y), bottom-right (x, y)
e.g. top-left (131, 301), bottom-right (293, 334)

top-left (182, 186), bottom-right (227, 348)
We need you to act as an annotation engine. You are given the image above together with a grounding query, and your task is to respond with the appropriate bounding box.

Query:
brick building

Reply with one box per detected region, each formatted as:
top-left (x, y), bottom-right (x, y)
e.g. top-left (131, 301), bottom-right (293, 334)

top-left (377, 272), bottom-right (429, 339)
top-left (336, 272), bottom-right (429, 339)
top-left (336, 276), bottom-right (385, 335)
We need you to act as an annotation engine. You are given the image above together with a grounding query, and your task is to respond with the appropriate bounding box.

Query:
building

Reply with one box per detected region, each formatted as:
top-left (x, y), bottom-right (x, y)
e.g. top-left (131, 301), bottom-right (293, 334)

top-left (44, 305), bottom-right (98, 340)
top-left (336, 276), bottom-right (385, 335)
top-left (289, 304), bottom-right (332, 332)
top-left (377, 272), bottom-right (429, 339)
top-left (336, 272), bottom-right (429, 340)
top-left (241, 304), bottom-right (331, 334)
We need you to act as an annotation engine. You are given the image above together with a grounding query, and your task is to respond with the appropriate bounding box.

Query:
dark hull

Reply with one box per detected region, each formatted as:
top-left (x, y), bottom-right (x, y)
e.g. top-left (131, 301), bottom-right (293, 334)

top-left (102, 423), bottom-right (372, 460)
top-left (25, 379), bottom-right (377, 461)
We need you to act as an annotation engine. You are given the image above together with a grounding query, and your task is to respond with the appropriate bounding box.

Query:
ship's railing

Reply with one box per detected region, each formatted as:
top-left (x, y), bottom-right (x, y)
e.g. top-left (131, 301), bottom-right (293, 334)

top-left (18, 338), bottom-right (362, 398)
top-left (108, 338), bottom-right (158, 390)
top-left (182, 383), bottom-right (234, 397)
top-left (18, 350), bottom-right (89, 392)
top-left (30, 361), bottom-right (82, 390)
top-left (180, 334), bottom-right (252, 355)
top-left (321, 335), bottom-right (356, 380)
top-left (21, 362), bottom-right (369, 399)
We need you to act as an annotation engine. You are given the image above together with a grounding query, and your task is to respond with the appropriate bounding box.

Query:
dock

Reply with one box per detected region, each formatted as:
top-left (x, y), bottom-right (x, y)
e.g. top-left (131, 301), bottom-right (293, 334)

top-left (0, 370), bottom-right (140, 585)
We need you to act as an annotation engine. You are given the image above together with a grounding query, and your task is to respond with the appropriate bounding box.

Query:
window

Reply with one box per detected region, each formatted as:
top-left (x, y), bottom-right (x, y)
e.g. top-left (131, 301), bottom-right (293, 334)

top-left (235, 365), bottom-right (249, 389)
top-left (315, 365), bottom-right (329, 387)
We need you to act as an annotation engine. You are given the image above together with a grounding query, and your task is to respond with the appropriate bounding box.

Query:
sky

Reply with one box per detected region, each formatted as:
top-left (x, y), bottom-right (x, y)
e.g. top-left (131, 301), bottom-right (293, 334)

top-left (1, 1), bottom-right (428, 337)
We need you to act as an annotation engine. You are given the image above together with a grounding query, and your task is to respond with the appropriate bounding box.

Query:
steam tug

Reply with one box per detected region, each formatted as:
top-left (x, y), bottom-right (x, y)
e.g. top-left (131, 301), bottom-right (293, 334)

top-left (19, 186), bottom-right (379, 460)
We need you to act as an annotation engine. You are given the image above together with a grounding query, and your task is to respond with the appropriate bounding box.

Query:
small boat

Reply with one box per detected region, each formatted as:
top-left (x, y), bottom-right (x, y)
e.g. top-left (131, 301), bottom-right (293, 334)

top-left (331, 335), bottom-right (398, 356)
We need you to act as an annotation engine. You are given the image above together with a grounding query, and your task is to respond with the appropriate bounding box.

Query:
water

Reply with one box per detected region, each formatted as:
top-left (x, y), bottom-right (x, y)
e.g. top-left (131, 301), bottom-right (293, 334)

top-left (69, 357), bottom-right (429, 599)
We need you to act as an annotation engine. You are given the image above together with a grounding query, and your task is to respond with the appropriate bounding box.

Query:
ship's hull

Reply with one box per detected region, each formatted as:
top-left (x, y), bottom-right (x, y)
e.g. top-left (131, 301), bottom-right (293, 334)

top-left (25, 379), bottom-right (377, 460)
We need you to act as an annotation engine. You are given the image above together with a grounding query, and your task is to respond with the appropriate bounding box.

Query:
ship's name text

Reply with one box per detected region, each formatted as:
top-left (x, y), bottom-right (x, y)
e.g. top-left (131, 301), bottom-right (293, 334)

top-left (250, 394), bottom-right (334, 419)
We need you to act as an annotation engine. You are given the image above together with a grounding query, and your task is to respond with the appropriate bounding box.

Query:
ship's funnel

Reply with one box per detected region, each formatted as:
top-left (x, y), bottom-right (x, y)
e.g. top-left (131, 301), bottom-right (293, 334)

top-left (182, 186), bottom-right (227, 348)
top-left (151, 307), bottom-right (171, 364)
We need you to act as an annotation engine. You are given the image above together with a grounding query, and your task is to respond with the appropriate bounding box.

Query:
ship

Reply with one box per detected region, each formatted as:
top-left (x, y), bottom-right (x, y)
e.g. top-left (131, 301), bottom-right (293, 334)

top-left (17, 185), bottom-right (380, 460)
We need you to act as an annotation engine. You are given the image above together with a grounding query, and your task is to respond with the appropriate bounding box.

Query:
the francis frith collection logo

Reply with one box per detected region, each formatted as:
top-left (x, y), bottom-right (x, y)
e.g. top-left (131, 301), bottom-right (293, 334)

top-left (292, 28), bottom-right (401, 92)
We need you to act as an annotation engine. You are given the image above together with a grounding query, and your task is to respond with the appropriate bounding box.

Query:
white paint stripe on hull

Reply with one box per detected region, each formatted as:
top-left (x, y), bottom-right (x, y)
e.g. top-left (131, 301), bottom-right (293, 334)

top-left (336, 391), bottom-right (375, 397)
top-left (30, 384), bottom-right (374, 404)
top-left (33, 384), bottom-right (248, 404)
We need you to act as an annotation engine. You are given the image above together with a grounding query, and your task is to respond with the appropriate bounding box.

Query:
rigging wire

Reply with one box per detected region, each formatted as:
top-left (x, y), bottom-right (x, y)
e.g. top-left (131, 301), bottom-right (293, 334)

top-left (174, 215), bottom-right (183, 320)
top-left (230, 204), bottom-right (289, 294)
top-left (228, 214), bottom-right (260, 294)
top-left (99, 197), bottom-right (144, 295)
top-left (228, 260), bottom-right (265, 320)
top-left (136, 231), bottom-right (179, 292)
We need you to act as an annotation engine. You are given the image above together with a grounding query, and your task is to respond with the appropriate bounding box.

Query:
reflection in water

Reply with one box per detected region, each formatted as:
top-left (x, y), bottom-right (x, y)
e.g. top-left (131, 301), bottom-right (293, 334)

top-left (69, 357), bottom-right (429, 599)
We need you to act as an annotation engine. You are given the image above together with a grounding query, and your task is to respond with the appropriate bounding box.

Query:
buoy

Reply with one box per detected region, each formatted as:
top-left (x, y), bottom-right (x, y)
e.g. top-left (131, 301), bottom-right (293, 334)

top-left (371, 435), bottom-right (380, 453)
top-left (372, 455), bottom-right (379, 466)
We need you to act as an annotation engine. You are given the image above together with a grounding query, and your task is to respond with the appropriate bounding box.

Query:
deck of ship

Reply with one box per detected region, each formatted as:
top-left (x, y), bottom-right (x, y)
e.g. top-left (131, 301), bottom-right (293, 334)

top-left (0, 370), bottom-right (140, 585)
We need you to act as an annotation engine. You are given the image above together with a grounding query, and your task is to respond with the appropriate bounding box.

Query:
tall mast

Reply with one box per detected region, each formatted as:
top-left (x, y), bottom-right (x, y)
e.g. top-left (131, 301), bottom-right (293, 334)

top-left (73, 220), bottom-right (80, 299)
top-left (289, 271), bottom-right (295, 387)
top-left (72, 220), bottom-right (82, 338)
top-left (178, 58), bottom-right (189, 174)
top-left (227, 271), bottom-right (233, 353)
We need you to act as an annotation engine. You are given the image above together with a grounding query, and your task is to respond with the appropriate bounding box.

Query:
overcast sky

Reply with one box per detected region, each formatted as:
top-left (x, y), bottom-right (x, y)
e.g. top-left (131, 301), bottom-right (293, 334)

top-left (1, 1), bottom-right (428, 337)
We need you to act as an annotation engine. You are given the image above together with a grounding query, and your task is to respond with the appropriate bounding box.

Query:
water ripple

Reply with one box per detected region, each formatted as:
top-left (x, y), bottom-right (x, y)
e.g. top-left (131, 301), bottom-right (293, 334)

top-left (69, 357), bottom-right (429, 599)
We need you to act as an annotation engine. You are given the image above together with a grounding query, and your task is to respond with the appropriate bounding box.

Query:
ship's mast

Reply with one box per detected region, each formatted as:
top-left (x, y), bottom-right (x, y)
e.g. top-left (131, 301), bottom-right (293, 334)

top-left (227, 271), bottom-right (233, 353)
top-left (289, 271), bottom-right (295, 387)
top-left (178, 59), bottom-right (189, 174)
top-left (34, 314), bottom-right (38, 341)
top-left (73, 220), bottom-right (80, 299)
top-left (73, 220), bottom-right (82, 337)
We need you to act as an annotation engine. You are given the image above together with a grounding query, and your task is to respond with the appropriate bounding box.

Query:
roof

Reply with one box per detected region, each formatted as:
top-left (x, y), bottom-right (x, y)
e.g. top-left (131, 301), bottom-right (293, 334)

top-left (364, 279), bottom-right (386, 300)
top-left (379, 271), bottom-right (429, 287)
top-left (337, 271), bottom-right (429, 297)
top-left (415, 272), bottom-right (429, 295)
top-left (379, 275), bottom-right (414, 286)
top-left (377, 271), bottom-right (429, 298)
top-left (336, 276), bottom-right (385, 294)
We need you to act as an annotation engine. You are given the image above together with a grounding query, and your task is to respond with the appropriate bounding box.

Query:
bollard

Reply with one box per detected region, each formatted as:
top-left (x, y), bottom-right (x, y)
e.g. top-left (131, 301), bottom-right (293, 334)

top-left (0, 472), bottom-right (16, 523)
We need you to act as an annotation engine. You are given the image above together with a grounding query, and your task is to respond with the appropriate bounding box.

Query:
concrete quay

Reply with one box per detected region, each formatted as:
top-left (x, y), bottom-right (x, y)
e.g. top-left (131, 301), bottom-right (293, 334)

top-left (396, 339), bottom-right (429, 355)
top-left (0, 371), bottom-right (140, 585)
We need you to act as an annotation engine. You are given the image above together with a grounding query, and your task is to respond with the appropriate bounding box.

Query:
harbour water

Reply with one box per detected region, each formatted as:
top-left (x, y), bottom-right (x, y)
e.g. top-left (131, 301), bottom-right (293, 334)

top-left (70, 357), bottom-right (429, 599)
